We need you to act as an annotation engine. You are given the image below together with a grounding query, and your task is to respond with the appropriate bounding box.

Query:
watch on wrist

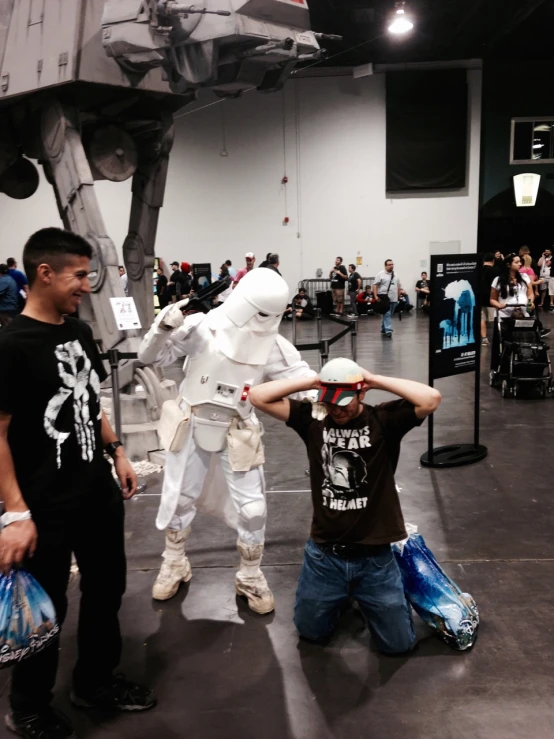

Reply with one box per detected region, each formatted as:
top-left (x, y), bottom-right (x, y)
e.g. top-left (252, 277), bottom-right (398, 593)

top-left (104, 441), bottom-right (123, 457)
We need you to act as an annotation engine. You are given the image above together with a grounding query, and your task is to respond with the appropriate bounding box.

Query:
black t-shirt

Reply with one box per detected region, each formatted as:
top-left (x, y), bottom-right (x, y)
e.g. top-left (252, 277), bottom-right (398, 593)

top-left (169, 270), bottom-right (183, 295)
top-left (286, 399), bottom-right (423, 545)
top-left (330, 265), bottom-right (347, 288)
top-left (415, 279), bottom-right (429, 291)
top-left (156, 274), bottom-right (168, 296)
top-left (481, 265), bottom-right (499, 307)
top-left (348, 271), bottom-right (361, 292)
top-left (0, 315), bottom-right (115, 513)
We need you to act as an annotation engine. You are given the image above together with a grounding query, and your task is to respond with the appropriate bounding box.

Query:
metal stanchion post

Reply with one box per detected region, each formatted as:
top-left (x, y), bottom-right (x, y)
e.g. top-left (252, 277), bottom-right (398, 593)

top-left (316, 308), bottom-right (323, 344)
top-left (291, 305), bottom-right (297, 346)
top-left (104, 349), bottom-right (147, 494)
top-left (321, 339), bottom-right (330, 367)
top-left (107, 349), bottom-right (122, 441)
top-left (350, 317), bottom-right (358, 361)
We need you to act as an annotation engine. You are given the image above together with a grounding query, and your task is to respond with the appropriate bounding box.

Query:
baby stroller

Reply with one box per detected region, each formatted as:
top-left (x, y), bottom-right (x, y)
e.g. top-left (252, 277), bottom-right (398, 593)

top-left (489, 311), bottom-right (553, 398)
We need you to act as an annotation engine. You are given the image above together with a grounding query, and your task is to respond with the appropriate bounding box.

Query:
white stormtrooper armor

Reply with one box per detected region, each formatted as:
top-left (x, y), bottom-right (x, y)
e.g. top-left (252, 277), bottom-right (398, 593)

top-left (138, 268), bottom-right (315, 613)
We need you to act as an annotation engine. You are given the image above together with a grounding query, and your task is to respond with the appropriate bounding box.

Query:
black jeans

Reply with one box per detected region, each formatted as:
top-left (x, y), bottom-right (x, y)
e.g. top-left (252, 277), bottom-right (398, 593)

top-left (10, 491), bottom-right (126, 714)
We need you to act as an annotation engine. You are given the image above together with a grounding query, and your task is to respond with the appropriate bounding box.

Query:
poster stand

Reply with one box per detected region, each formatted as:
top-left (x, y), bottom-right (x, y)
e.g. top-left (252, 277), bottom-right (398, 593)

top-left (421, 254), bottom-right (488, 468)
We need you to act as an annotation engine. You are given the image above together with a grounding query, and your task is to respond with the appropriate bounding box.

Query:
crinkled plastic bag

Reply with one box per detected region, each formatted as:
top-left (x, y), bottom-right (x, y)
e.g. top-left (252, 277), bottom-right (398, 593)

top-left (0, 569), bottom-right (59, 668)
top-left (392, 529), bottom-right (479, 651)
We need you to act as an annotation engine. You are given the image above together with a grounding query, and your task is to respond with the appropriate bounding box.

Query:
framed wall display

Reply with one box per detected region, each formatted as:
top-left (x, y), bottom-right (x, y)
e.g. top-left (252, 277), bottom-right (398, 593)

top-left (510, 117), bottom-right (554, 164)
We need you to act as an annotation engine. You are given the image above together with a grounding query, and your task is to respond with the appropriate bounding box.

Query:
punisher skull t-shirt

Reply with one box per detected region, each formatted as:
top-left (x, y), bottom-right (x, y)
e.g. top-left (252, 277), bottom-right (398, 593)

top-left (0, 315), bottom-right (113, 512)
top-left (286, 399), bottom-right (423, 545)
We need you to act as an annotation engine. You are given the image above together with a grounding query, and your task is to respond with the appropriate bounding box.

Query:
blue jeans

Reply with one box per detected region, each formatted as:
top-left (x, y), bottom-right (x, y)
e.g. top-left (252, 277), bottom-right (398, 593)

top-left (381, 301), bottom-right (398, 334)
top-left (294, 539), bottom-right (415, 654)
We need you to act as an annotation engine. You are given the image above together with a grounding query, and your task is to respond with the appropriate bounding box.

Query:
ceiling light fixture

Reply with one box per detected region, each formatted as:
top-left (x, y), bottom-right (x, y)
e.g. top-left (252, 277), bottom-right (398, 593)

top-left (388, 2), bottom-right (414, 34)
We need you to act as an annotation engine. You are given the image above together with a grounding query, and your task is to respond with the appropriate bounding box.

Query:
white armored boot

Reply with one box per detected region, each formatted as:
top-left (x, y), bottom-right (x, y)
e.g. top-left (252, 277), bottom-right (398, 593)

top-left (235, 539), bottom-right (275, 615)
top-left (152, 528), bottom-right (192, 601)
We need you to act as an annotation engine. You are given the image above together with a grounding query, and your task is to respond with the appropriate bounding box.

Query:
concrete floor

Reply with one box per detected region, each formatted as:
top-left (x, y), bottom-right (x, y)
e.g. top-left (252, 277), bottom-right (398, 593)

top-left (2, 310), bottom-right (554, 738)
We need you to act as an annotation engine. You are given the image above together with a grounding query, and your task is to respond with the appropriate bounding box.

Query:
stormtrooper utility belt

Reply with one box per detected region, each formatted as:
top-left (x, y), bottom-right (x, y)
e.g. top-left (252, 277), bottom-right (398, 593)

top-left (159, 396), bottom-right (192, 453)
top-left (226, 417), bottom-right (265, 472)
top-left (192, 405), bottom-right (264, 471)
top-left (192, 407), bottom-right (264, 470)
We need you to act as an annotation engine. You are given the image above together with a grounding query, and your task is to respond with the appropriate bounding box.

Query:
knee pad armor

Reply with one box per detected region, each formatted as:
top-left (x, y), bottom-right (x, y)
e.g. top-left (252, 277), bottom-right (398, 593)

top-left (238, 499), bottom-right (267, 533)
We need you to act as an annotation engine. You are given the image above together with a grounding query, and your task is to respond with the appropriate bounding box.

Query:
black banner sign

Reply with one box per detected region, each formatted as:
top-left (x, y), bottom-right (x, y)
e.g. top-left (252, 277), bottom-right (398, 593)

top-left (430, 255), bottom-right (481, 380)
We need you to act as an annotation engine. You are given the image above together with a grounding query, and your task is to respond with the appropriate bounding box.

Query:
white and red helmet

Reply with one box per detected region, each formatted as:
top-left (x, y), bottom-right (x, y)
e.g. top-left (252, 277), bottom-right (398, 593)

top-left (317, 357), bottom-right (364, 406)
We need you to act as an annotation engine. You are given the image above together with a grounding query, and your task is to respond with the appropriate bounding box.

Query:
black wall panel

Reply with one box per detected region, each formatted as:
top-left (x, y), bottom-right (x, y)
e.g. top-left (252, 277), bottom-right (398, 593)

top-left (386, 70), bottom-right (468, 192)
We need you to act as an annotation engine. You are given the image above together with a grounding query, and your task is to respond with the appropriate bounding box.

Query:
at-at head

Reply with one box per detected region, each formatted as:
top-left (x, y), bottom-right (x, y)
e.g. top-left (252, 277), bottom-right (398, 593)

top-left (102, 0), bottom-right (322, 96)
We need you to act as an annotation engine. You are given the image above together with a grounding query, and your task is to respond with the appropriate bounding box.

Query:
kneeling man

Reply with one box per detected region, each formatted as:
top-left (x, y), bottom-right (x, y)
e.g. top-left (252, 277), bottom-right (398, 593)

top-left (250, 358), bottom-right (441, 653)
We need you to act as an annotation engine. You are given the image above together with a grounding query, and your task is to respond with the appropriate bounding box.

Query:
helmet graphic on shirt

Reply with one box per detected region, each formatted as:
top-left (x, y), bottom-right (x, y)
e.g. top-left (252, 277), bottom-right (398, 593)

top-left (328, 450), bottom-right (367, 492)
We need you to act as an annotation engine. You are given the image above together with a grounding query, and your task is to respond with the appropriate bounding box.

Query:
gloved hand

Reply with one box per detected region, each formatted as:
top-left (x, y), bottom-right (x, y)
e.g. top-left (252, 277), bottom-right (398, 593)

top-left (159, 299), bottom-right (190, 331)
top-left (311, 401), bottom-right (327, 421)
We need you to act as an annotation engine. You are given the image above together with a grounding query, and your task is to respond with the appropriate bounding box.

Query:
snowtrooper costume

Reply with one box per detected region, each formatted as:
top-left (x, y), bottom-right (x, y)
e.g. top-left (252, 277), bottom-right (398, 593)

top-left (138, 269), bottom-right (315, 613)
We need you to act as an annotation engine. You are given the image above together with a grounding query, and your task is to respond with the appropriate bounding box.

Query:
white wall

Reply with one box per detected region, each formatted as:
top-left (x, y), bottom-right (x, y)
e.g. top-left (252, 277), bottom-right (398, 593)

top-left (0, 70), bottom-right (482, 295)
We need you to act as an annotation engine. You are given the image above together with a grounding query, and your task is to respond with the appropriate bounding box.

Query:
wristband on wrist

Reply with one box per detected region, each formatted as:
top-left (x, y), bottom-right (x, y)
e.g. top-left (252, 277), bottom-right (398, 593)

top-left (104, 441), bottom-right (123, 457)
top-left (1, 510), bottom-right (32, 527)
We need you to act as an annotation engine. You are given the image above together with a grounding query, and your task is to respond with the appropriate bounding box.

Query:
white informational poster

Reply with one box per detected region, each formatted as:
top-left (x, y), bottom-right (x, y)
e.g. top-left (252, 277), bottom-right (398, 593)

top-left (110, 297), bottom-right (142, 330)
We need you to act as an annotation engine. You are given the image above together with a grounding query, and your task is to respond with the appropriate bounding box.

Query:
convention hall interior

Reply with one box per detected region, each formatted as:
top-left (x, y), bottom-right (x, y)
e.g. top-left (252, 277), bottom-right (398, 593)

top-left (1, 1), bottom-right (554, 738)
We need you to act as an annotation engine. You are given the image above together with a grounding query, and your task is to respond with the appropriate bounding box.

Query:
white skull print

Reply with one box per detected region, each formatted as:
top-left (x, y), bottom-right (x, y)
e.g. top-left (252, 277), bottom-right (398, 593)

top-left (44, 340), bottom-right (101, 468)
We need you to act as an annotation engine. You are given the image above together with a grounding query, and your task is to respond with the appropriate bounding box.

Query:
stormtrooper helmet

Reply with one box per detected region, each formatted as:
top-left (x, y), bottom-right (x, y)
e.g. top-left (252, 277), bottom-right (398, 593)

top-left (206, 268), bottom-right (289, 364)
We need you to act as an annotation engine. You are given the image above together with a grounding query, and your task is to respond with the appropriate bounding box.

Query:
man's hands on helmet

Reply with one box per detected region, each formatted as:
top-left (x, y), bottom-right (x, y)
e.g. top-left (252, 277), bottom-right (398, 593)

top-left (308, 375), bottom-right (321, 391)
top-left (159, 299), bottom-right (191, 331)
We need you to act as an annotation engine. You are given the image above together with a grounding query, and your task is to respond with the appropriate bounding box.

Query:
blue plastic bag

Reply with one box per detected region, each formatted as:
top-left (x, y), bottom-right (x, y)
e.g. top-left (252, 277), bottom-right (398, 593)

top-left (392, 529), bottom-right (479, 651)
top-left (0, 569), bottom-right (59, 668)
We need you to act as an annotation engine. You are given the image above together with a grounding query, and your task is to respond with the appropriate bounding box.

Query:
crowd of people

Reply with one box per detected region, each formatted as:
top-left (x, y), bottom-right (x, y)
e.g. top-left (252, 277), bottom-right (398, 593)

top-left (0, 229), bottom-right (443, 739)
top-left (481, 246), bottom-right (552, 347)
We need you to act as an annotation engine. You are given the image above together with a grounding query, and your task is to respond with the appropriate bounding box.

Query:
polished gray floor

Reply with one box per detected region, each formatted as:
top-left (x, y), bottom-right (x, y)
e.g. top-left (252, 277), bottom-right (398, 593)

top-left (2, 310), bottom-right (554, 738)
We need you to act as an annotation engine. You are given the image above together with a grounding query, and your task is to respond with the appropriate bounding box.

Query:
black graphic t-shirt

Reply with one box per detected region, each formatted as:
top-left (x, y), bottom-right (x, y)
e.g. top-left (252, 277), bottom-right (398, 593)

top-left (348, 271), bottom-right (362, 292)
top-left (331, 265), bottom-right (347, 288)
top-left (287, 399), bottom-right (423, 545)
top-left (0, 315), bottom-right (115, 513)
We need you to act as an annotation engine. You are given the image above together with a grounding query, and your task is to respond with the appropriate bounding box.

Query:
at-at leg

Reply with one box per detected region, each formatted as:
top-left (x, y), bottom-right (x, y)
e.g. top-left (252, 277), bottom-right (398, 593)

top-left (39, 97), bottom-right (142, 386)
top-left (123, 114), bottom-right (175, 331)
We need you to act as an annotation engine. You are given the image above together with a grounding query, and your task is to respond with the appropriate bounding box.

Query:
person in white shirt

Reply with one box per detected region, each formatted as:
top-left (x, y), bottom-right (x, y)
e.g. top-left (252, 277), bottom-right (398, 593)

top-left (537, 249), bottom-right (552, 310)
top-left (119, 265), bottom-right (129, 296)
top-left (490, 254), bottom-right (534, 320)
top-left (373, 259), bottom-right (402, 337)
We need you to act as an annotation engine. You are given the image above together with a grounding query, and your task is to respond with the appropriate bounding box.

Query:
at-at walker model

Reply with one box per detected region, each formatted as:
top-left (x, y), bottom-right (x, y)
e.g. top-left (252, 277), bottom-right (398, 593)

top-left (0, 0), bottom-right (334, 455)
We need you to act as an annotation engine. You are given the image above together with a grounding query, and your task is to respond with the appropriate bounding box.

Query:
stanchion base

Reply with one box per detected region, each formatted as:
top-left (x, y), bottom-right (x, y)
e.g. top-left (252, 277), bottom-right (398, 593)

top-left (420, 444), bottom-right (488, 468)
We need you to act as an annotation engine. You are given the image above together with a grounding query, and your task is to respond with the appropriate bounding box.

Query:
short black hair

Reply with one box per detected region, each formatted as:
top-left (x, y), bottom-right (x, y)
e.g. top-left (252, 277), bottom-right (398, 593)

top-left (119, 264), bottom-right (125, 269)
top-left (269, 253), bottom-right (279, 264)
top-left (349, 263), bottom-right (356, 270)
top-left (484, 253), bottom-right (495, 262)
top-left (0, 263), bottom-right (8, 275)
top-left (299, 287), bottom-right (306, 293)
top-left (336, 256), bottom-right (343, 262)
top-left (7, 257), bottom-right (15, 268)
top-left (225, 259), bottom-right (232, 266)
top-left (385, 259), bottom-right (393, 265)
top-left (421, 271), bottom-right (428, 275)
top-left (23, 228), bottom-right (92, 287)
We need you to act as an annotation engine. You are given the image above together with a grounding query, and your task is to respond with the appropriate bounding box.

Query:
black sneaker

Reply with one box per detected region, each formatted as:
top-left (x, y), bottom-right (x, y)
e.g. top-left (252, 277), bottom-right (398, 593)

top-left (5, 708), bottom-right (76, 738)
top-left (540, 328), bottom-right (551, 338)
top-left (70, 674), bottom-right (156, 713)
